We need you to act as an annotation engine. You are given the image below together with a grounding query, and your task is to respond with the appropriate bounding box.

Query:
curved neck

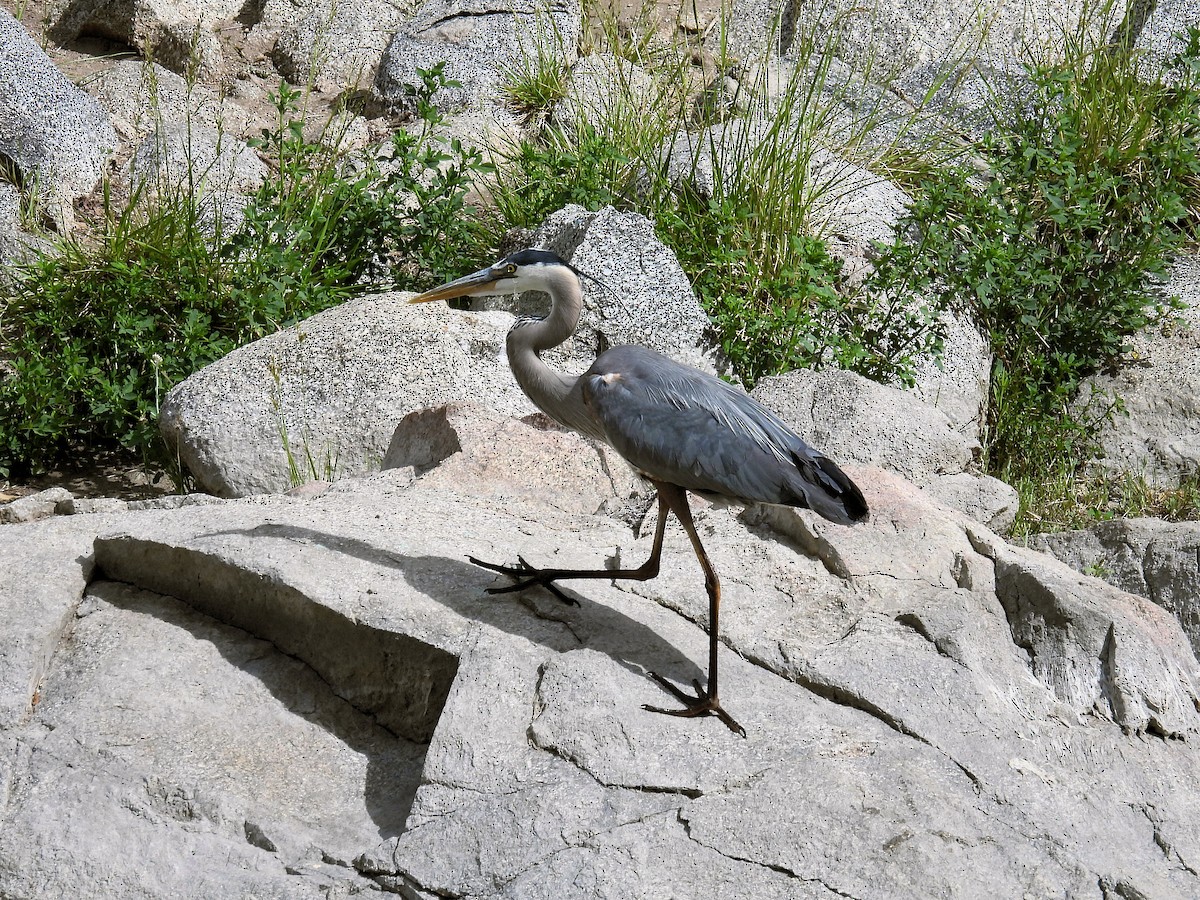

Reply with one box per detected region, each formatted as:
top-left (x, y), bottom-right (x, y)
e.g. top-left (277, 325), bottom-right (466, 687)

top-left (505, 266), bottom-right (595, 435)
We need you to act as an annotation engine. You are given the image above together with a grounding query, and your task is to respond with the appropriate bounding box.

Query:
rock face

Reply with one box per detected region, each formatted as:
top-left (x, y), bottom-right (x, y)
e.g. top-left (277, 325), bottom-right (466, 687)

top-left (1034, 517), bottom-right (1200, 659)
top-left (0, 8), bottom-right (117, 227)
top-left (3, 417), bottom-right (1200, 897)
top-left (1085, 253), bottom-right (1200, 487)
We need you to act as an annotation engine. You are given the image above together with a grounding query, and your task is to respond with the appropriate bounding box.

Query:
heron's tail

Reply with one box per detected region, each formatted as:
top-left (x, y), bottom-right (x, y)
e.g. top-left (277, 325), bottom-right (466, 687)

top-left (785, 452), bottom-right (869, 526)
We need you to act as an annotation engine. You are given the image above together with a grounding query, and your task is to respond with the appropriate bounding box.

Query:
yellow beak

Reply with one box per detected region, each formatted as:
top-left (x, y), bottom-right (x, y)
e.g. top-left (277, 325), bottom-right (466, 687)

top-left (409, 266), bottom-right (500, 303)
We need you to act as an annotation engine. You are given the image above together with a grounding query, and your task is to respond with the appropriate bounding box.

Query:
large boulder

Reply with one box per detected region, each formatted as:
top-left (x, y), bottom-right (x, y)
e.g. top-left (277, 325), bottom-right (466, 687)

top-left (0, 8), bottom-right (117, 228)
top-left (159, 296), bottom-right (535, 497)
top-left (83, 60), bottom-right (249, 143)
top-left (129, 121), bottom-right (266, 232)
top-left (46, 0), bottom-right (243, 82)
top-left (3, 420), bottom-right (1200, 896)
top-left (376, 0), bottom-right (581, 115)
top-left (271, 0), bottom-right (414, 93)
top-left (751, 368), bottom-right (1017, 531)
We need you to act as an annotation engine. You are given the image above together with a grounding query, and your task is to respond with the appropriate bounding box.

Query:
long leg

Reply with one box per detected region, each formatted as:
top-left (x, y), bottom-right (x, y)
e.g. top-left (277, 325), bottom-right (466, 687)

top-left (641, 482), bottom-right (746, 737)
top-left (468, 491), bottom-right (670, 605)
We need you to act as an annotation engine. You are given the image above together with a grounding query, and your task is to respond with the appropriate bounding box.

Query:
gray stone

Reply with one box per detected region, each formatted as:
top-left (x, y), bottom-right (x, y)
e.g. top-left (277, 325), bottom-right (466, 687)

top-left (83, 60), bottom-right (248, 143)
top-left (1084, 253), bottom-right (1200, 487)
top-left (159, 294), bottom-right (539, 496)
top-left (0, 487), bottom-right (73, 525)
top-left (376, 0), bottom-right (582, 115)
top-left (530, 205), bottom-right (718, 373)
top-left (382, 401), bottom-right (650, 519)
top-left (751, 368), bottom-right (977, 482)
top-left (976, 529), bottom-right (1200, 739)
top-left (47, 0), bottom-right (242, 82)
top-left (919, 470), bottom-right (1018, 534)
top-left (903, 306), bottom-right (991, 437)
top-left (1034, 517), bottom-right (1200, 660)
top-left (1135, 0), bottom-right (1198, 78)
top-left (550, 53), bottom-right (656, 132)
top-left (0, 516), bottom-right (105, 728)
top-left (272, 0), bottom-right (413, 93)
top-left (130, 121), bottom-right (266, 233)
top-left (0, 9), bottom-right (117, 228)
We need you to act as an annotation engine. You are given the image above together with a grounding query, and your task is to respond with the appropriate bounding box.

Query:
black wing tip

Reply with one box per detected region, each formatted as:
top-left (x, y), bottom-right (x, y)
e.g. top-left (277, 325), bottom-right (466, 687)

top-left (816, 456), bottom-right (869, 522)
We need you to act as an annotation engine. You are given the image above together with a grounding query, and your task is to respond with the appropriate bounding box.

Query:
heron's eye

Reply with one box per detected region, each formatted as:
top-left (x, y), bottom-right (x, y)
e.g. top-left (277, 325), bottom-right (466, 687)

top-left (505, 264), bottom-right (517, 275)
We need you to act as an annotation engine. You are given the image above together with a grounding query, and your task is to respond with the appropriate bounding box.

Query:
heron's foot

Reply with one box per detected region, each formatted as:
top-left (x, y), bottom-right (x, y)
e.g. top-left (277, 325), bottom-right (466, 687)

top-left (467, 555), bottom-right (578, 606)
top-left (643, 672), bottom-right (747, 738)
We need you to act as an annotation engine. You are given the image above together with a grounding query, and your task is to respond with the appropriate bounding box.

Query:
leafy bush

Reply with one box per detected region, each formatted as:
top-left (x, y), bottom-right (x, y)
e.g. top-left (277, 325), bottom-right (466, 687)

top-left (0, 66), bottom-right (487, 478)
top-left (657, 190), bottom-right (943, 388)
top-left (880, 30), bottom-right (1200, 480)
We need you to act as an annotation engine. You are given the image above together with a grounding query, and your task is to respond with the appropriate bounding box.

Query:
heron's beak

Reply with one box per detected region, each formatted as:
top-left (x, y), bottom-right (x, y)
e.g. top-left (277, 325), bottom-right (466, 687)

top-left (408, 266), bottom-right (499, 303)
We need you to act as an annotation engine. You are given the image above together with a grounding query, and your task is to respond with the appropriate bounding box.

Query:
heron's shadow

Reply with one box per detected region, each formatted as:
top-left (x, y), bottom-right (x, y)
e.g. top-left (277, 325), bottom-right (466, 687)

top-left (212, 522), bottom-right (706, 693)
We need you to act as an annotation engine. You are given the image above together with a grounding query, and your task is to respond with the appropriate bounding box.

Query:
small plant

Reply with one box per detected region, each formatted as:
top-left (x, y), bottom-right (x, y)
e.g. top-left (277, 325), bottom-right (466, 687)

top-left (268, 356), bottom-right (341, 486)
top-left (656, 190), bottom-right (943, 388)
top-left (489, 122), bottom-right (628, 227)
top-left (499, 18), bottom-right (571, 123)
top-left (1009, 468), bottom-right (1200, 540)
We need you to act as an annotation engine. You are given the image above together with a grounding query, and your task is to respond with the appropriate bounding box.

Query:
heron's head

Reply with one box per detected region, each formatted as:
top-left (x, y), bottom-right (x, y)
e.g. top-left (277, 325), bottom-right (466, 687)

top-left (409, 249), bottom-right (579, 304)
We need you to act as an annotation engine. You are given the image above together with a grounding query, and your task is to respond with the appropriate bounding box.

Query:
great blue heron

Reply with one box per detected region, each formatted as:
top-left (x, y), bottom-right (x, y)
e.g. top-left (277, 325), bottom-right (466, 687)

top-left (411, 249), bottom-right (868, 736)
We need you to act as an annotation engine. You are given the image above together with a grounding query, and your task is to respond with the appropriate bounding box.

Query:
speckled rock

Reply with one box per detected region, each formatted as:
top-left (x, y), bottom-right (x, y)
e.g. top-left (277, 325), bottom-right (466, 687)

top-left (376, 0), bottom-right (581, 115)
top-left (0, 9), bottom-right (117, 228)
top-left (159, 294), bottom-right (537, 497)
top-left (46, 0), bottom-right (242, 82)
top-left (272, 0), bottom-right (414, 93)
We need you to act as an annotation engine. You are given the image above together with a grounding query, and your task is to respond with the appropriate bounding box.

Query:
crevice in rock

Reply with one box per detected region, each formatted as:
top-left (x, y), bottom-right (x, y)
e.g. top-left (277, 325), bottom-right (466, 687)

top-left (792, 675), bottom-right (915, 740)
top-left (526, 694), bottom-right (704, 797)
top-left (679, 810), bottom-right (864, 898)
top-left (789, 672), bottom-right (983, 791)
top-left (893, 612), bottom-right (969, 670)
top-left (1099, 623), bottom-right (1125, 727)
top-left (93, 535), bottom-right (459, 744)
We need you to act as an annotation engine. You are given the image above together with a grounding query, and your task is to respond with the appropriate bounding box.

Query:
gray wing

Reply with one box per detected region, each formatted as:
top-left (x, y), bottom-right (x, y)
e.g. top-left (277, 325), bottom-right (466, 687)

top-left (581, 346), bottom-right (868, 525)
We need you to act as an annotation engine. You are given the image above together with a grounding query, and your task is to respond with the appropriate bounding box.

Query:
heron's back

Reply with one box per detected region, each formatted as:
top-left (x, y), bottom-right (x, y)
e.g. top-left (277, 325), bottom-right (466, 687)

top-left (580, 346), bottom-right (868, 525)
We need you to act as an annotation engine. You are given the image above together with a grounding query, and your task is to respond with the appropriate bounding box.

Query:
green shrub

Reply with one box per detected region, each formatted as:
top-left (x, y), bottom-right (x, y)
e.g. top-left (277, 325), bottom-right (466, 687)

top-left (879, 29), bottom-right (1200, 483)
top-left (0, 66), bottom-right (487, 478)
top-left (657, 190), bottom-right (943, 388)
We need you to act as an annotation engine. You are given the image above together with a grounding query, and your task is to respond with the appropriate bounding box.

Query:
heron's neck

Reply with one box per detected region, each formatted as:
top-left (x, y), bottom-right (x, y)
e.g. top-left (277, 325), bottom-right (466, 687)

top-left (505, 266), bottom-right (592, 434)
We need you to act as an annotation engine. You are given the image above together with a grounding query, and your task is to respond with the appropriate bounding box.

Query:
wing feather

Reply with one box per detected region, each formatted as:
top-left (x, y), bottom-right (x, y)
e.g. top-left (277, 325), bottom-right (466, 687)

top-left (581, 347), bottom-right (867, 524)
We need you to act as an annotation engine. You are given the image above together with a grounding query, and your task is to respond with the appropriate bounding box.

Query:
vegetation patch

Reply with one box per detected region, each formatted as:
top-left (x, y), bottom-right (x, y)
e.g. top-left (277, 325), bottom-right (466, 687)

top-left (0, 66), bottom-right (487, 478)
top-left (872, 27), bottom-right (1200, 530)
